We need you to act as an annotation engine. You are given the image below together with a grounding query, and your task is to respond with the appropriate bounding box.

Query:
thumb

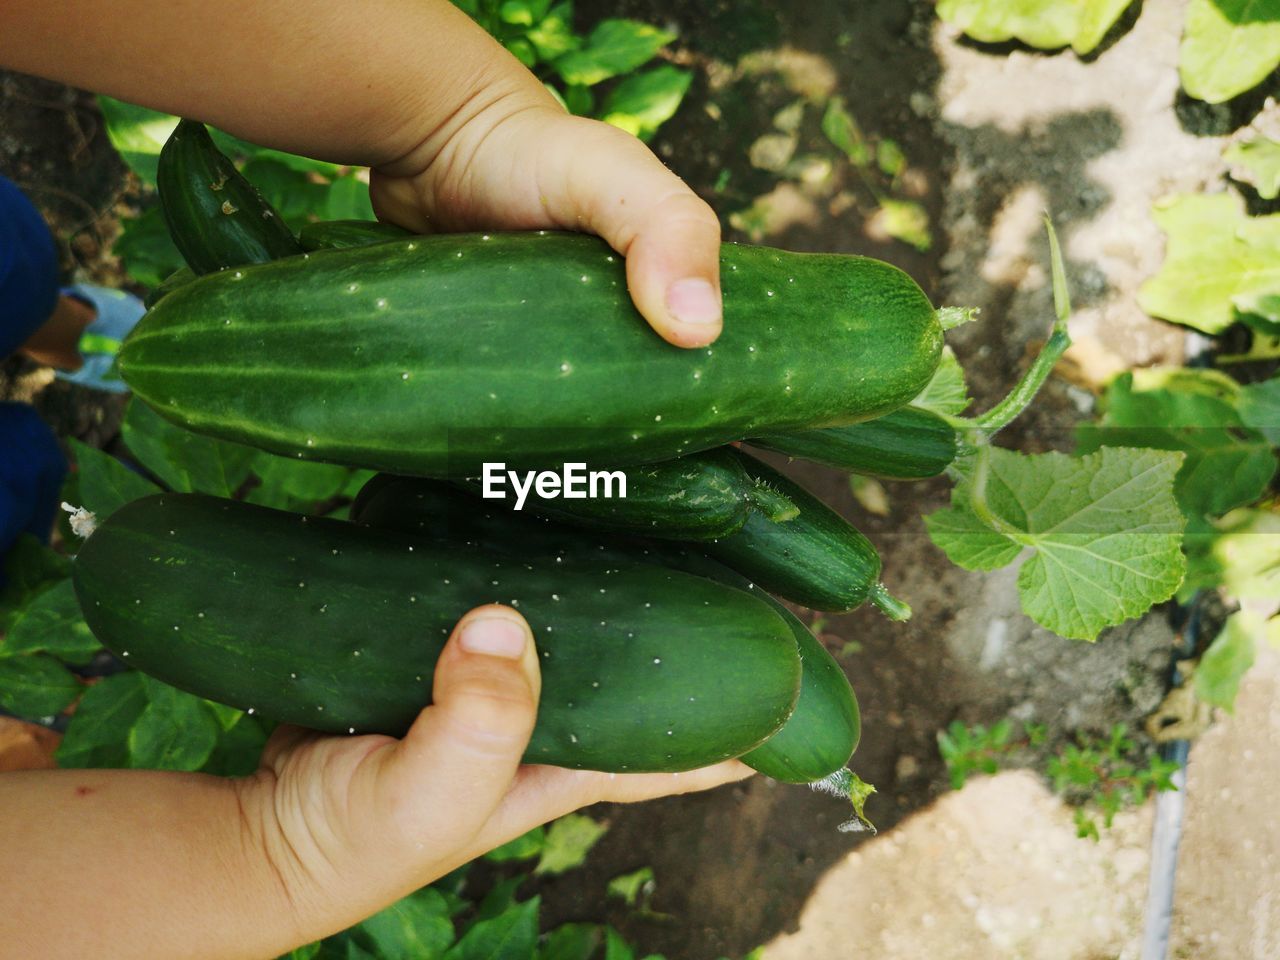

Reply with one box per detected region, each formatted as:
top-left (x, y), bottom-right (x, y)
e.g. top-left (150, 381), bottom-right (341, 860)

top-left (378, 604), bottom-right (540, 844)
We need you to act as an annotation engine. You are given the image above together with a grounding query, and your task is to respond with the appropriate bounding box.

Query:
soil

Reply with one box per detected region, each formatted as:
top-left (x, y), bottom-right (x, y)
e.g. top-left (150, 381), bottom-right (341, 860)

top-left (1, 0), bottom-right (1273, 957)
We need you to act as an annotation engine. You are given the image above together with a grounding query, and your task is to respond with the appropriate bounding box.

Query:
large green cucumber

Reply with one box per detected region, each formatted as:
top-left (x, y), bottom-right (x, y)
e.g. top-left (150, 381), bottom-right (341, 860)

top-left (299, 219), bottom-right (412, 251)
top-left (352, 476), bottom-right (860, 782)
top-left (461, 447), bottom-right (798, 540)
top-left (119, 232), bottom-right (943, 475)
top-left (157, 120), bottom-right (303, 274)
top-left (751, 405), bottom-right (957, 480)
top-left (72, 494), bottom-right (800, 773)
top-left (706, 451), bottom-right (908, 618)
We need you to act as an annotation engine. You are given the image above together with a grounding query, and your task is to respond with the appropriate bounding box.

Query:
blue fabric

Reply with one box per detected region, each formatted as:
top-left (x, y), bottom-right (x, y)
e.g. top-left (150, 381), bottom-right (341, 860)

top-left (0, 174), bottom-right (59, 358)
top-left (0, 403), bottom-right (67, 590)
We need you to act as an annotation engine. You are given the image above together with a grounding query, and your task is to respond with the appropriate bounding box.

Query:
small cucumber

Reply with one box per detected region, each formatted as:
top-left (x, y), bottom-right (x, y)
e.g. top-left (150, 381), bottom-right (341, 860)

top-left (157, 120), bottom-right (304, 273)
top-left (353, 476), bottom-right (860, 782)
top-left (73, 494), bottom-right (801, 773)
top-left (299, 219), bottom-right (412, 251)
top-left (120, 232), bottom-right (943, 475)
top-left (706, 451), bottom-right (910, 619)
top-left (751, 405), bottom-right (957, 480)
top-left (463, 447), bottom-right (798, 540)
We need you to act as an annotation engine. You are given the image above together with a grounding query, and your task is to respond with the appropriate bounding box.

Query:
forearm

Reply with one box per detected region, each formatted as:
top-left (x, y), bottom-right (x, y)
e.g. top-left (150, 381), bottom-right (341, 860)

top-left (0, 0), bottom-right (547, 168)
top-left (0, 768), bottom-right (300, 960)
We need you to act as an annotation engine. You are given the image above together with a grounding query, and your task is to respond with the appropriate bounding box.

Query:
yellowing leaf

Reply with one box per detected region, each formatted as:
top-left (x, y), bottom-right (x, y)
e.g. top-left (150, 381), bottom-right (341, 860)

top-left (936, 0), bottom-right (1135, 54)
top-left (1196, 611), bottom-right (1262, 712)
top-left (1180, 0), bottom-right (1280, 104)
top-left (1226, 136), bottom-right (1280, 199)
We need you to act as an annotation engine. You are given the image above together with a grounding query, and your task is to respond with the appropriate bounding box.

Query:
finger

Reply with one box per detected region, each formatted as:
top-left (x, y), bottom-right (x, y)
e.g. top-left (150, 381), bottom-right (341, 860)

top-left (533, 116), bottom-right (724, 348)
top-left (374, 604), bottom-right (539, 847)
top-left (467, 760), bottom-right (755, 857)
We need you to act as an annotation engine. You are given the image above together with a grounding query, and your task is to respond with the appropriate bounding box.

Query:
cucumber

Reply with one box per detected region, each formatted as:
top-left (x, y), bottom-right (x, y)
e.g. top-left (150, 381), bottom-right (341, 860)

top-left (751, 405), bottom-right (957, 480)
top-left (143, 266), bottom-right (196, 309)
top-left (157, 119), bottom-right (304, 274)
top-left (352, 476), bottom-right (860, 782)
top-left (299, 219), bottom-right (412, 251)
top-left (706, 451), bottom-right (909, 619)
top-left (463, 447), bottom-right (798, 540)
top-left (119, 232), bottom-right (943, 476)
top-left (72, 494), bottom-right (801, 773)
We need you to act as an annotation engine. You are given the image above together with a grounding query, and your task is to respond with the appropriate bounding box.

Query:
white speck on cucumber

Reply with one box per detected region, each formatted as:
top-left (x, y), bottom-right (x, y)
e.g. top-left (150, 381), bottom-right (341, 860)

top-left (407, 242), bottom-right (417, 251)
top-left (552, 593), bottom-right (560, 601)
top-left (401, 372), bottom-right (410, 381)
top-left (559, 362), bottom-right (572, 374)
top-left (569, 733), bottom-right (578, 744)
top-left (409, 595), bottom-right (417, 603)
top-left (766, 290), bottom-right (774, 297)
top-left (197, 612), bottom-right (205, 619)
top-left (376, 298), bottom-right (388, 309)
top-left (122, 651), bottom-right (129, 657)
top-left (233, 271), bottom-right (242, 279)
top-left (346, 283), bottom-right (359, 293)
top-left (173, 625), bottom-right (179, 631)
top-left (653, 657), bottom-right (661, 664)
top-left (290, 673), bottom-right (297, 679)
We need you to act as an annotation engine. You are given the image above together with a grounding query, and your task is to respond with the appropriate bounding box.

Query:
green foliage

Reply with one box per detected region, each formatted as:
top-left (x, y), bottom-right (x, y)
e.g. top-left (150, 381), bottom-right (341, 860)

top-left (0, 654), bottom-right (81, 719)
top-left (534, 813), bottom-right (609, 876)
top-left (1, 579), bottom-right (99, 665)
top-left (1226, 136), bottom-right (1280, 199)
top-left (600, 66), bottom-right (693, 142)
top-left (606, 867), bottom-right (655, 908)
top-left (1138, 193), bottom-right (1280, 336)
top-left (1180, 0), bottom-right (1280, 104)
top-left (937, 719), bottom-right (1016, 789)
top-left (936, 0), bottom-right (1134, 54)
top-left (1195, 610), bottom-right (1264, 712)
top-left (926, 447), bottom-right (1187, 641)
top-left (912, 347), bottom-right (972, 417)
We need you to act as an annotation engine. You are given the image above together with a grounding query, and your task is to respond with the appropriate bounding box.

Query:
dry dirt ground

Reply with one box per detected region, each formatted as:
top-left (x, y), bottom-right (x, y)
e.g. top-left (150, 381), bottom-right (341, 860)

top-left (1, 0), bottom-right (1276, 958)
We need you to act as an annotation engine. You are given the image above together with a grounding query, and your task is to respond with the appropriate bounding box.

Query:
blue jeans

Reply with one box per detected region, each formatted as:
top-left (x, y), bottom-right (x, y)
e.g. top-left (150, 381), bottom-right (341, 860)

top-left (1, 175), bottom-right (66, 587)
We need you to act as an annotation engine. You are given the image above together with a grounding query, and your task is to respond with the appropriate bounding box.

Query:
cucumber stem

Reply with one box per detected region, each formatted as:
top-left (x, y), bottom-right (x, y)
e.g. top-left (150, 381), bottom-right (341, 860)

top-left (868, 582), bottom-right (912, 622)
top-left (746, 480), bottom-right (801, 523)
top-left (809, 767), bottom-right (878, 834)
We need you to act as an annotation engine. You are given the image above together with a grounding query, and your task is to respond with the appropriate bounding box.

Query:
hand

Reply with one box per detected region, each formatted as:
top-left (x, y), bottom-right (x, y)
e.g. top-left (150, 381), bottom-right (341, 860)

top-left (235, 603), bottom-right (751, 942)
top-left (368, 88), bottom-right (724, 348)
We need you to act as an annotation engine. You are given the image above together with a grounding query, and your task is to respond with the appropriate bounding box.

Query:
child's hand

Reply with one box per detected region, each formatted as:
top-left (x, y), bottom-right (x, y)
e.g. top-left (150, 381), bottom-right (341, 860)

top-left (369, 93), bottom-right (724, 348)
top-left (235, 603), bottom-right (750, 943)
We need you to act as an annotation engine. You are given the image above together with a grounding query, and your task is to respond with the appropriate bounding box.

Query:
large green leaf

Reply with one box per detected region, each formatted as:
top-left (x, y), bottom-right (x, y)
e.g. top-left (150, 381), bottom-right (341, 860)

top-left (123, 399), bottom-right (257, 496)
top-left (936, 0), bottom-right (1135, 54)
top-left (600, 65), bottom-right (691, 142)
top-left (323, 175), bottom-right (377, 222)
top-left (0, 654), bottom-right (81, 718)
top-left (69, 439), bottom-right (162, 521)
top-left (97, 97), bottom-right (179, 185)
top-left (2, 579), bottom-right (99, 666)
top-left (1138, 193), bottom-right (1280, 334)
top-left (925, 447), bottom-right (1187, 640)
top-left (247, 454), bottom-right (355, 510)
top-left (443, 896), bottom-right (539, 960)
top-left (113, 205), bottom-right (185, 289)
top-left (55, 671), bottom-right (149, 769)
top-left (534, 813), bottom-right (608, 876)
top-left (0, 536), bottom-right (69, 631)
top-left (352, 887), bottom-right (456, 959)
top-left (1239, 375), bottom-right (1280, 444)
top-left (1180, 0), bottom-right (1280, 104)
top-left (1196, 611), bottom-right (1262, 711)
top-left (127, 679), bottom-right (222, 771)
top-left (553, 19), bottom-right (675, 86)
top-left (1076, 371), bottom-right (1278, 519)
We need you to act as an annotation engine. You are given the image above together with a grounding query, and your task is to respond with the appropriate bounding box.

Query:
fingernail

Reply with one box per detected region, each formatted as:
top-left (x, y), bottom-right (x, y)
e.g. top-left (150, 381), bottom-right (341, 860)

top-left (666, 278), bottom-right (721, 326)
top-left (459, 617), bottom-right (528, 659)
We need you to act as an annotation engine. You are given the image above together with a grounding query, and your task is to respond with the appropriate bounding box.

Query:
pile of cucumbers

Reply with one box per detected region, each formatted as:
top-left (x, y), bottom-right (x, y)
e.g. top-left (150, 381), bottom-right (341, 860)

top-left (72, 120), bottom-right (956, 786)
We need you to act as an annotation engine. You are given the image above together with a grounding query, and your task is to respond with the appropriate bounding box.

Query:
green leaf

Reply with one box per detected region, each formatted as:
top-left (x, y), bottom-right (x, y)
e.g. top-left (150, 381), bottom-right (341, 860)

top-left (484, 825), bottom-right (547, 863)
top-left (1209, 507), bottom-right (1280, 600)
top-left (239, 157), bottom-right (330, 230)
top-left (606, 867), bottom-right (654, 907)
top-left (553, 19), bottom-right (675, 86)
top-left (528, 4), bottom-right (580, 61)
top-left (443, 896), bottom-right (539, 960)
top-left (820, 97), bottom-right (868, 166)
top-left (123, 398), bottom-right (258, 496)
top-left (538, 923), bottom-right (601, 960)
top-left (353, 886), bottom-right (455, 959)
top-left (603, 929), bottom-right (635, 960)
top-left (1076, 371), bottom-right (1278, 519)
top-left (925, 447), bottom-right (1187, 641)
top-left (1180, 0), bottom-right (1280, 104)
top-left (1138, 193), bottom-right (1280, 335)
top-left (0, 535), bottom-right (69, 631)
top-left (56, 671), bottom-right (149, 769)
top-left (114, 205), bottom-right (185, 289)
top-left (323, 175), bottom-right (376, 222)
top-left (1196, 611), bottom-right (1262, 711)
top-left (69, 439), bottom-right (162, 521)
top-left (875, 199), bottom-right (932, 252)
top-left (912, 347), bottom-right (971, 417)
top-left (1239, 376), bottom-right (1280, 445)
top-left (128, 679), bottom-right (221, 771)
top-left (936, 0), bottom-right (1134, 53)
top-left (201, 713), bottom-right (271, 777)
top-left (600, 66), bottom-right (691, 142)
top-left (534, 813), bottom-right (608, 876)
top-left (247, 454), bottom-right (354, 510)
top-left (96, 97), bottom-right (178, 185)
top-left (1226, 136), bottom-right (1280, 199)
top-left (2, 579), bottom-right (99, 666)
top-left (876, 139), bottom-right (906, 178)
top-left (0, 654), bottom-right (81, 718)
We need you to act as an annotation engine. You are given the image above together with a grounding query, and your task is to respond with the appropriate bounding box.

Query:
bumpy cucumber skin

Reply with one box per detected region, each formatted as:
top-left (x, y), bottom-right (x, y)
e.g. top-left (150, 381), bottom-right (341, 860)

top-left (751, 405), bottom-right (958, 480)
top-left (119, 232), bottom-right (943, 475)
top-left (298, 219), bottom-right (412, 251)
top-left (706, 452), bottom-right (882, 612)
top-left (463, 447), bottom-right (794, 541)
top-left (353, 476), bottom-right (860, 782)
top-left (157, 120), bottom-right (303, 274)
top-left (73, 494), bottom-right (800, 773)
